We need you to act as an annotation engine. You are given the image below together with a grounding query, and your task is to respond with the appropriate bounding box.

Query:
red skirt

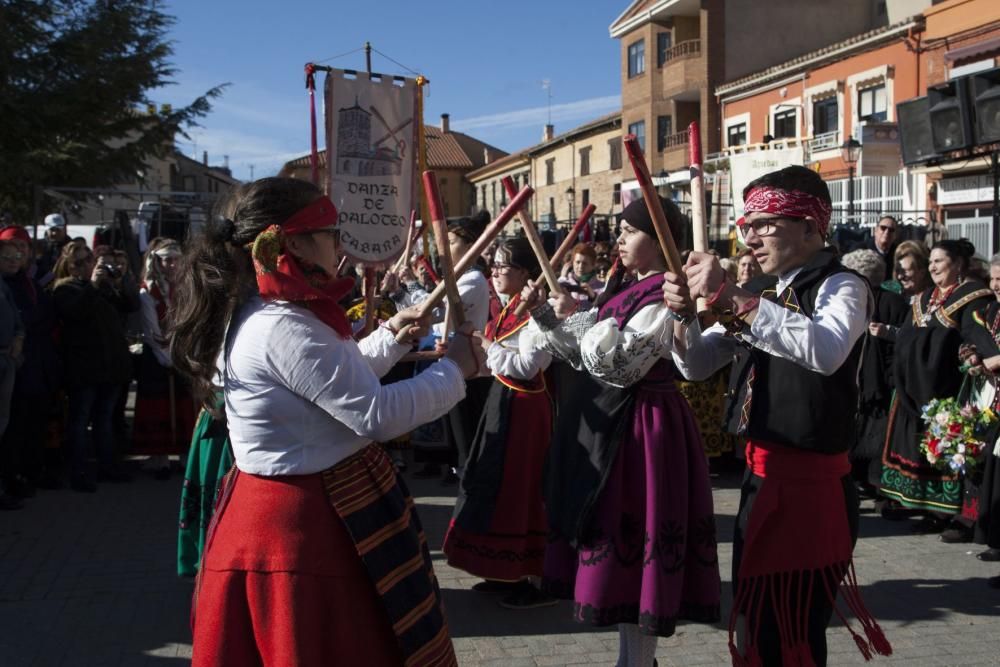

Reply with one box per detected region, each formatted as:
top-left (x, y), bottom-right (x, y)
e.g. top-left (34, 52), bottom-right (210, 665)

top-left (191, 469), bottom-right (404, 666)
top-left (442, 383), bottom-right (552, 581)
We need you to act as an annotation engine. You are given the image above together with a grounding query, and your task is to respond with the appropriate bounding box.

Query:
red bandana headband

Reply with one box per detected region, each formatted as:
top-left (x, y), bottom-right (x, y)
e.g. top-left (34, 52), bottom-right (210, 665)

top-left (739, 187), bottom-right (833, 238)
top-left (251, 196), bottom-right (354, 339)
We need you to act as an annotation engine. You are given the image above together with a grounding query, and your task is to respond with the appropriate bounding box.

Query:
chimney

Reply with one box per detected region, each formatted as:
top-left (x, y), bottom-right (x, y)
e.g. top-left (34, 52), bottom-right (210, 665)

top-left (202, 150), bottom-right (208, 166)
top-left (543, 124), bottom-right (554, 141)
top-left (441, 113), bottom-right (450, 133)
top-left (483, 147), bottom-right (491, 164)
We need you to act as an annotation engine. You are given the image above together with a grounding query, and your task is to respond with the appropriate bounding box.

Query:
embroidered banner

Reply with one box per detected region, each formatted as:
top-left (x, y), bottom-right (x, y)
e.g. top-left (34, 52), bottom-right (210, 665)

top-left (324, 69), bottom-right (418, 265)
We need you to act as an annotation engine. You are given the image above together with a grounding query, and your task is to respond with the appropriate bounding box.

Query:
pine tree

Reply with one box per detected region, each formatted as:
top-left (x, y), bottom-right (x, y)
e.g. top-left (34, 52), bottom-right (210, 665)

top-left (0, 0), bottom-right (226, 222)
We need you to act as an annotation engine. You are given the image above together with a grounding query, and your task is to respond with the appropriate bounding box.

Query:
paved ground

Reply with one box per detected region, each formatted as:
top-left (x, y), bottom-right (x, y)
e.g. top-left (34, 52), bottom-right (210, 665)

top-left (2, 461), bottom-right (1000, 666)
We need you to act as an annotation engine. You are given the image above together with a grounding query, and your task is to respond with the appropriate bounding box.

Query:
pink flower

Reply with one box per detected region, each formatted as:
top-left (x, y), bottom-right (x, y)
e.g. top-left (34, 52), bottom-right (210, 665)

top-left (960, 405), bottom-right (975, 419)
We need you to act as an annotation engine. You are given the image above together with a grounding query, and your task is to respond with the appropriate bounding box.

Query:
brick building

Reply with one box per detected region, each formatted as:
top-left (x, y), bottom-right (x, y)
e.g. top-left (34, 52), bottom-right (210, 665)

top-left (466, 114), bottom-right (624, 236)
top-left (716, 14), bottom-right (929, 229)
top-left (610, 0), bottom-right (893, 176)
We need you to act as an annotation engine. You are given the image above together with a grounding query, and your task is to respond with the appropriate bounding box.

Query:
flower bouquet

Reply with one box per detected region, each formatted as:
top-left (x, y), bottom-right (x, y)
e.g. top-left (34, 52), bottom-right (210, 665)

top-left (919, 397), bottom-right (997, 474)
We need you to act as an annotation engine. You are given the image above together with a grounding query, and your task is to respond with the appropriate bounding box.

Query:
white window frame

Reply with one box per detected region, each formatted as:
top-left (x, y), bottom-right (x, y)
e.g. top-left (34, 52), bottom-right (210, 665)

top-left (804, 80), bottom-right (843, 160)
top-left (847, 65), bottom-right (894, 135)
top-left (724, 112), bottom-right (751, 148)
top-left (769, 97), bottom-right (801, 140)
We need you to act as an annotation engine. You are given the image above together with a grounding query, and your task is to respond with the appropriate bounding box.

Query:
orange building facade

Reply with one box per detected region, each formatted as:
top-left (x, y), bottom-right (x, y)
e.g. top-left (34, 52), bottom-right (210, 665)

top-left (716, 17), bottom-right (928, 229)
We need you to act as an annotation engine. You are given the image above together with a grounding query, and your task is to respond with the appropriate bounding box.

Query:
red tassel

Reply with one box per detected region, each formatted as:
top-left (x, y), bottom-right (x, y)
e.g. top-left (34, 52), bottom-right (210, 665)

top-left (851, 629), bottom-right (874, 661)
top-left (865, 622), bottom-right (893, 657)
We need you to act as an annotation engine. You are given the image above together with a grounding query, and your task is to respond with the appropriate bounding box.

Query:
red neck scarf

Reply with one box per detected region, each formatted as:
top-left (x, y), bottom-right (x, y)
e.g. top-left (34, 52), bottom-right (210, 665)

top-left (739, 186), bottom-right (834, 238)
top-left (251, 196), bottom-right (354, 339)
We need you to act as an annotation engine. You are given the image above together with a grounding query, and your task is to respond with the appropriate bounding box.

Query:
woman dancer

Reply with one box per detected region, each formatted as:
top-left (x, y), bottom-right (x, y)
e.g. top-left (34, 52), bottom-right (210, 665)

top-left (171, 178), bottom-right (483, 666)
top-left (443, 238), bottom-right (555, 608)
top-left (523, 196), bottom-right (720, 667)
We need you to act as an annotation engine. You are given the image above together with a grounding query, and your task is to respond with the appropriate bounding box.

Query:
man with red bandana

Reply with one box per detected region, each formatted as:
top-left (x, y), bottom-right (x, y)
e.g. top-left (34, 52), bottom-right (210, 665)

top-left (663, 166), bottom-right (892, 666)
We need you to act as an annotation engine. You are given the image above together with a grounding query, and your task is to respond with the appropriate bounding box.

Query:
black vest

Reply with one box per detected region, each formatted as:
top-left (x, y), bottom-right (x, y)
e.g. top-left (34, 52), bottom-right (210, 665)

top-left (723, 248), bottom-right (867, 454)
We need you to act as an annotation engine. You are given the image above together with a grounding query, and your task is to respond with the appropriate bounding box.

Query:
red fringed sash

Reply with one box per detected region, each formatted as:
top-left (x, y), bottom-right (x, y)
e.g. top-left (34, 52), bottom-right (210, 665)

top-left (729, 440), bottom-right (892, 666)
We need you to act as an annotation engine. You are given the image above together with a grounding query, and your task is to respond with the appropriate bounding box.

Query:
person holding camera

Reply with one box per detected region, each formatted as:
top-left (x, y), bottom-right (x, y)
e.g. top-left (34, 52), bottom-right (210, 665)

top-left (131, 238), bottom-right (194, 480)
top-left (51, 243), bottom-right (138, 492)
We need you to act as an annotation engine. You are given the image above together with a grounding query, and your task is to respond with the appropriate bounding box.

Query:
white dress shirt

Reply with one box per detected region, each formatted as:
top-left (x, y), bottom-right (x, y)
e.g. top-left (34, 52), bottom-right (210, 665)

top-left (674, 268), bottom-right (873, 382)
top-left (224, 297), bottom-right (466, 475)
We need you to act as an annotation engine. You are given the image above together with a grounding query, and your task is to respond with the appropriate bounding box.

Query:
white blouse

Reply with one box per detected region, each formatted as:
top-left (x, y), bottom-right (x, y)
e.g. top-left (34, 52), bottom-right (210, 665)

top-left (486, 326), bottom-right (552, 380)
top-left (224, 297), bottom-right (466, 475)
top-left (525, 299), bottom-right (679, 389)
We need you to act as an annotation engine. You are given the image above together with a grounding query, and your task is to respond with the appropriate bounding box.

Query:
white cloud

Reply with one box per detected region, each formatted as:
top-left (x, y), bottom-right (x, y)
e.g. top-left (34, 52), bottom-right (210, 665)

top-left (451, 94), bottom-right (620, 133)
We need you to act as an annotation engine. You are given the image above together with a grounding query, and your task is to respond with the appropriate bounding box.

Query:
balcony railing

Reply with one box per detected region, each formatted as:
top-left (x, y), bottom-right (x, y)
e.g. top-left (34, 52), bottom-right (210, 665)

top-left (660, 130), bottom-right (689, 151)
top-left (661, 39), bottom-right (701, 64)
top-left (807, 130), bottom-right (841, 153)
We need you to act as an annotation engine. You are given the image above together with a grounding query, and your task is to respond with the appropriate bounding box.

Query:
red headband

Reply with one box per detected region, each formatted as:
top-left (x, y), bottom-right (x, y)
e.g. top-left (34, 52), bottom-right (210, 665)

top-left (282, 195), bottom-right (339, 235)
top-left (738, 187), bottom-right (833, 237)
top-left (0, 226), bottom-right (31, 243)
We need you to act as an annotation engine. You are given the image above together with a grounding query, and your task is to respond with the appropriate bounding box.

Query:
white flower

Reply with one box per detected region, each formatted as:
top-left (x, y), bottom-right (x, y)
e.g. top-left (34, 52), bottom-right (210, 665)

top-left (952, 453), bottom-right (966, 466)
top-left (935, 412), bottom-right (950, 426)
top-left (957, 444), bottom-right (966, 454)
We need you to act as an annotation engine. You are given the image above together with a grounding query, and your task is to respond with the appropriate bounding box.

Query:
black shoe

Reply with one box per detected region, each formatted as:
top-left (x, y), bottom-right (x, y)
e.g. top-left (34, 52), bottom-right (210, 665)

top-left (412, 464), bottom-right (441, 479)
top-left (471, 580), bottom-right (521, 594)
top-left (70, 475), bottom-right (97, 493)
top-left (912, 515), bottom-right (948, 534)
top-left (977, 548), bottom-right (1000, 562)
top-left (988, 575), bottom-right (1000, 589)
top-left (153, 466), bottom-right (171, 481)
top-left (939, 525), bottom-right (972, 543)
top-left (440, 468), bottom-right (459, 486)
top-left (498, 582), bottom-right (559, 610)
top-left (98, 466), bottom-right (133, 483)
top-left (0, 493), bottom-right (24, 510)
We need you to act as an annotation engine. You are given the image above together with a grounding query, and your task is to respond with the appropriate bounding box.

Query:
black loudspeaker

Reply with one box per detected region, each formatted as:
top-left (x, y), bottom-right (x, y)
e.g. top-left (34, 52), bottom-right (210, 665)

top-left (928, 77), bottom-right (973, 152)
top-left (897, 96), bottom-right (938, 165)
top-left (971, 66), bottom-right (1000, 146)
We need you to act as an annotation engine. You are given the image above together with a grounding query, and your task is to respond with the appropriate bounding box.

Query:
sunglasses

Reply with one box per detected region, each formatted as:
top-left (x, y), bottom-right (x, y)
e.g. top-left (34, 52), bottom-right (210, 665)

top-left (0, 252), bottom-right (23, 261)
top-left (877, 225), bottom-right (897, 233)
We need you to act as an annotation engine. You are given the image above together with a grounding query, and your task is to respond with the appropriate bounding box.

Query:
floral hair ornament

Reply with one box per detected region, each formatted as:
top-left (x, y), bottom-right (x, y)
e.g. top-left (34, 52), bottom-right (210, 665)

top-left (251, 196), bottom-right (354, 338)
top-left (737, 187), bottom-right (833, 238)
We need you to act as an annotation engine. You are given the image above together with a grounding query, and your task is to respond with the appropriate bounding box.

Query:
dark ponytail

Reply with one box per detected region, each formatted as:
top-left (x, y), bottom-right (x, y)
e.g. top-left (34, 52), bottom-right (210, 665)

top-left (169, 177), bottom-right (323, 409)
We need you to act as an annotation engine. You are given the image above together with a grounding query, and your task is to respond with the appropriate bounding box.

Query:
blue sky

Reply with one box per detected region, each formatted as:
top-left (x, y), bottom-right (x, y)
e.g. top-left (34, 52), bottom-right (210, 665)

top-left (158, 0), bottom-right (628, 181)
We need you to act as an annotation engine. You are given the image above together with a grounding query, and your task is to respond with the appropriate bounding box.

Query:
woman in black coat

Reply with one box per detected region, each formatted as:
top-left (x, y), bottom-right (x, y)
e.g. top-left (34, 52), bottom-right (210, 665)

top-left (51, 243), bottom-right (139, 492)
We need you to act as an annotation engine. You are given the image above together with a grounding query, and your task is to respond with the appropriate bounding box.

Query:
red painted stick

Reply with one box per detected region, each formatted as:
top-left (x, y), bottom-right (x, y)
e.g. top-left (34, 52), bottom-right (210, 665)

top-left (416, 186), bottom-right (534, 319)
top-left (623, 134), bottom-right (683, 274)
top-left (501, 176), bottom-right (562, 293)
top-left (513, 202), bottom-right (596, 317)
top-left (422, 170), bottom-right (466, 326)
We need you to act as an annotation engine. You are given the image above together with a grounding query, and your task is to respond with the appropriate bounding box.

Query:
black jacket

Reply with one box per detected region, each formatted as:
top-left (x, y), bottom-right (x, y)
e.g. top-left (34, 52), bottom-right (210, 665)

top-left (52, 278), bottom-right (139, 387)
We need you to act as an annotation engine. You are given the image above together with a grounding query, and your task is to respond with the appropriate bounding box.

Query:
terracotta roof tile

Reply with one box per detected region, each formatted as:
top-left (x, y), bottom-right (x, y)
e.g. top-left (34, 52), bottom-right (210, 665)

top-left (280, 126), bottom-right (507, 173)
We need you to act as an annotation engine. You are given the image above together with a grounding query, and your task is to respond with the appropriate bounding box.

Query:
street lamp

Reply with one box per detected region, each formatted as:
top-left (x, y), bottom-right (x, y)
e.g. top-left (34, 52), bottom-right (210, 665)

top-left (840, 137), bottom-right (862, 224)
top-left (565, 186), bottom-right (575, 224)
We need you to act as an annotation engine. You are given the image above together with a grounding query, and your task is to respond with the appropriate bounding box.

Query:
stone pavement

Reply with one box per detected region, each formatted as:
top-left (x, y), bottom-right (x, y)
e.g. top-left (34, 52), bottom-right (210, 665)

top-left (1, 464), bottom-right (999, 666)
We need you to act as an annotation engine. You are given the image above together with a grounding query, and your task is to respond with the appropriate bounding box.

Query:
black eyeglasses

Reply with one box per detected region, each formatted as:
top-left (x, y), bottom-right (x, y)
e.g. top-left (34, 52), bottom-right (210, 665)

top-left (738, 216), bottom-right (805, 238)
top-left (877, 225), bottom-right (897, 233)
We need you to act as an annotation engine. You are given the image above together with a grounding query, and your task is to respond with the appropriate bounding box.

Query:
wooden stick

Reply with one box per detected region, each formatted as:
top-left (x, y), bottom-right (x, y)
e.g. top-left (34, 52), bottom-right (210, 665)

top-left (416, 186), bottom-right (533, 319)
top-left (501, 177), bottom-right (563, 294)
top-left (513, 202), bottom-right (596, 317)
top-left (391, 210), bottom-right (418, 273)
top-left (623, 134), bottom-right (684, 274)
top-left (422, 171), bottom-right (467, 327)
top-left (688, 121), bottom-right (708, 311)
top-left (362, 266), bottom-right (377, 336)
